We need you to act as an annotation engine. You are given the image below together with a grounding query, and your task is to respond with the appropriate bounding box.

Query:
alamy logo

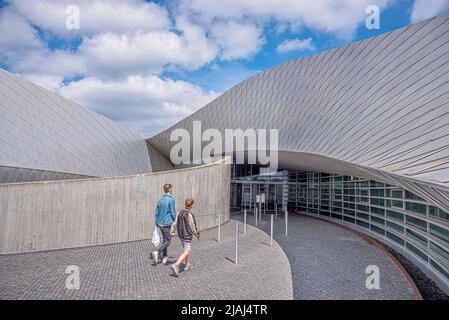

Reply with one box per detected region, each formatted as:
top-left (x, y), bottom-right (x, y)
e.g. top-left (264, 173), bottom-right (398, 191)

top-left (366, 5), bottom-right (380, 30)
top-left (65, 5), bottom-right (80, 30)
top-left (65, 265), bottom-right (80, 290)
top-left (365, 265), bottom-right (380, 290)
top-left (170, 121), bottom-right (279, 171)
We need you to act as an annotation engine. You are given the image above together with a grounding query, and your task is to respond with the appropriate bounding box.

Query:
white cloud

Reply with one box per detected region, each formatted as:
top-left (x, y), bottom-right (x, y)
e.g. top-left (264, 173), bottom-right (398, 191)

top-left (277, 38), bottom-right (315, 53)
top-left (411, 0), bottom-right (449, 22)
top-left (0, 0), bottom-right (399, 136)
top-left (0, 9), bottom-right (42, 62)
top-left (58, 75), bottom-right (219, 136)
top-left (211, 21), bottom-right (264, 60)
top-left (8, 0), bottom-right (170, 35)
top-left (78, 27), bottom-right (217, 79)
top-left (180, 0), bottom-right (391, 39)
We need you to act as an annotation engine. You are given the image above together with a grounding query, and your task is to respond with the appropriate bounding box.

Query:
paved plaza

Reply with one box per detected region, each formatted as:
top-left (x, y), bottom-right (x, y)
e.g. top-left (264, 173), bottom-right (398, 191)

top-left (0, 221), bottom-right (293, 300)
top-left (0, 213), bottom-right (418, 300)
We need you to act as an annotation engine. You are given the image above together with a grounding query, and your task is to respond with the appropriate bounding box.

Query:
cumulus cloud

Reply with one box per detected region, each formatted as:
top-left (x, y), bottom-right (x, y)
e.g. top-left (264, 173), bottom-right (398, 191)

top-left (411, 0), bottom-right (449, 22)
top-left (58, 75), bottom-right (219, 136)
top-left (179, 0), bottom-right (391, 39)
top-left (0, 0), bottom-right (399, 136)
top-left (7, 0), bottom-right (170, 35)
top-left (211, 21), bottom-right (264, 60)
top-left (277, 38), bottom-right (315, 53)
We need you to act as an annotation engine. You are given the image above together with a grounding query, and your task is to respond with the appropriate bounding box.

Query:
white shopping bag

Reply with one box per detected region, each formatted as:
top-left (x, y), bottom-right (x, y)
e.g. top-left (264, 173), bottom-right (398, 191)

top-left (152, 226), bottom-right (160, 247)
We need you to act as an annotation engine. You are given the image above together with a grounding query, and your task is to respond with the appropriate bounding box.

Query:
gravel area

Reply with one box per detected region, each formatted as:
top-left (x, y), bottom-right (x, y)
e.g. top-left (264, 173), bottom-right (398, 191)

top-left (233, 212), bottom-right (418, 300)
top-left (384, 247), bottom-right (449, 300)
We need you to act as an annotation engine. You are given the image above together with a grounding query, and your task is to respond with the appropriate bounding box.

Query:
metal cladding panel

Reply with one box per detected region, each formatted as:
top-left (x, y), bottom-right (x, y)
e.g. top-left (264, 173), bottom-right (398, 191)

top-left (0, 69), bottom-right (152, 179)
top-left (149, 14), bottom-right (449, 212)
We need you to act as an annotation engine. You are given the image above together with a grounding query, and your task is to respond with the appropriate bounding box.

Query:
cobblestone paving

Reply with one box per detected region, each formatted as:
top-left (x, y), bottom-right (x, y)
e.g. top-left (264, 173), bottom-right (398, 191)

top-left (0, 222), bottom-right (293, 300)
top-left (234, 212), bottom-right (417, 300)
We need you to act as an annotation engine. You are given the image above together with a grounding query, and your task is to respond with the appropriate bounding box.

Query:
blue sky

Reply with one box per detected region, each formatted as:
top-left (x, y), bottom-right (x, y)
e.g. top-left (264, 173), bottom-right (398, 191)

top-left (0, 0), bottom-right (448, 136)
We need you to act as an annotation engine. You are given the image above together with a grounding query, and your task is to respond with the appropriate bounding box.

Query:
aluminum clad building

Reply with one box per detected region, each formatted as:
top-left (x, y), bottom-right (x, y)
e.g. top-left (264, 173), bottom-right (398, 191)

top-left (1, 13), bottom-right (449, 292)
top-left (0, 69), bottom-right (152, 183)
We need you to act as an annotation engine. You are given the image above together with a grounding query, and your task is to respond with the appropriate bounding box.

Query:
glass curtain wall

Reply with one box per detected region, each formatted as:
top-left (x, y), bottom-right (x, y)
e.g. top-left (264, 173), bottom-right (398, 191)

top-left (288, 171), bottom-right (449, 284)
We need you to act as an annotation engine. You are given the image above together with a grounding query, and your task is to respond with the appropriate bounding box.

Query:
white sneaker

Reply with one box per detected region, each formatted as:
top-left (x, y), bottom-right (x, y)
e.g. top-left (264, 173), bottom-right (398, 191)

top-left (170, 263), bottom-right (179, 277)
top-left (162, 257), bottom-right (169, 265)
top-left (152, 251), bottom-right (159, 265)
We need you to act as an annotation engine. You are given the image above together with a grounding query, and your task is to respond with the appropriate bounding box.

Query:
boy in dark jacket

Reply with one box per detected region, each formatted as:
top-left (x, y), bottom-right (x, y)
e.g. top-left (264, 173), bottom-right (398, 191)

top-left (169, 198), bottom-right (200, 276)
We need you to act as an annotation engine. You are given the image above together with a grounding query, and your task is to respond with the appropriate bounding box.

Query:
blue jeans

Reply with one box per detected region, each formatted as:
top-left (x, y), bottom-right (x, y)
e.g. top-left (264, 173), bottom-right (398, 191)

top-left (157, 225), bottom-right (171, 258)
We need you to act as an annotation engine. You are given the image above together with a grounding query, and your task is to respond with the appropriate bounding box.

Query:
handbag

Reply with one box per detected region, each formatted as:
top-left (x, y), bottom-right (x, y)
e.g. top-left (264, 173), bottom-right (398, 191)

top-left (151, 226), bottom-right (161, 247)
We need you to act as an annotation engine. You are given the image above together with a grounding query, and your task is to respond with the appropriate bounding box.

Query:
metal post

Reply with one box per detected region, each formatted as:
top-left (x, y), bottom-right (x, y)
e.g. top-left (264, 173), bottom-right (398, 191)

top-left (285, 210), bottom-right (288, 236)
top-left (217, 213), bottom-right (221, 243)
top-left (275, 201), bottom-right (278, 218)
top-left (235, 221), bottom-right (239, 264)
top-left (243, 210), bottom-right (247, 234)
top-left (255, 207), bottom-right (258, 227)
top-left (259, 201), bottom-right (262, 221)
top-left (270, 214), bottom-right (274, 246)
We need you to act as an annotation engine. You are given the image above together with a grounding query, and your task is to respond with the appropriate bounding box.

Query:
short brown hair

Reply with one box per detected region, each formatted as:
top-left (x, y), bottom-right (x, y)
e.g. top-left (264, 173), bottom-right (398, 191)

top-left (163, 183), bottom-right (172, 193)
top-left (185, 197), bottom-right (194, 208)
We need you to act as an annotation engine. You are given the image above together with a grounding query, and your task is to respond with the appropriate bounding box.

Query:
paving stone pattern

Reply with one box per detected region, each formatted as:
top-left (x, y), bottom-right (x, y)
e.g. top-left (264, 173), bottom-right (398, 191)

top-left (0, 221), bottom-right (293, 300)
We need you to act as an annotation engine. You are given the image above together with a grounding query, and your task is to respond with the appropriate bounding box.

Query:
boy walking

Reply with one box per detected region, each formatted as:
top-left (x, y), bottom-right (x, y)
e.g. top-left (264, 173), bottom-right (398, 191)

top-left (170, 198), bottom-right (200, 277)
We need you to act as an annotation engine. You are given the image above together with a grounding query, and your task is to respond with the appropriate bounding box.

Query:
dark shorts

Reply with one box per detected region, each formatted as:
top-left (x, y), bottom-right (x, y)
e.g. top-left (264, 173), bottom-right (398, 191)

top-left (181, 240), bottom-right (191, 252)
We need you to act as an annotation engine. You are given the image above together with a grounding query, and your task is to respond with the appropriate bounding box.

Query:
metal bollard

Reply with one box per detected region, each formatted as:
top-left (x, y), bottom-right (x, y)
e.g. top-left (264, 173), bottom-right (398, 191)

top-left (285, 210), bottom-right (288, 236)
top-left (217, 213), bottom-right (221, 243)
top-left (270, 214), bottom-right (274, 246)
top-left (235, 221), bottom-right (239, 264)
top-left (243, 210), bottom-right (247, 234)
top-left (255, 207), bottom-right (258, 227)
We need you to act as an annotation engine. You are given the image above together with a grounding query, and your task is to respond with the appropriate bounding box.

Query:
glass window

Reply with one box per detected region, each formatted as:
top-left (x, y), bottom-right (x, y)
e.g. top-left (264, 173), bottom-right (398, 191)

top-left (387, 231), bottom-right (405, 246)
top-left (371, 216), bottom-right (385, 226)
top-left (357, 220), bottom-right (369, 229)
top-left (386, 210), bottom-right (403, 221)
top-left (406, 215), bottom-right (427, 232)
top-left (391, 200), bottom-right (403, 208)
top-left (405, 202), bottom-right (426, 215)
top-left (405, 190), bottom-right (425, 201)
top-left (357, 212), bottom-right (369, 220)
top-left (392, 189), bottom-right (403, 199)
top-left (371, 207), bottom-right (385, 216)
top-left (357, 204), bottom-right (369, 212)
top-left (344, 216), bottom-right (355, 224)
top-left (429, 206), bottom-right (438, 218)
top-left (387, 220), bottom-right (404, 233)
top-left (429, 206), bottom-right (449, 222)
top-left (370, 198), bottom-right (385, 207)
top-left (430, 241), bottom-right (449, 262)
top-left (371, 225), bottom-right (385, 236)
top-left (370, 189), bottom-right (385, 197)
top-left (406, 242), bottom-right (428, 262)
top-left (406, 228), bottom-right (427, 246)
top-left (430, 260), bottom-right (449, 281)
top-left (430, 224), bottom-right (449, 245)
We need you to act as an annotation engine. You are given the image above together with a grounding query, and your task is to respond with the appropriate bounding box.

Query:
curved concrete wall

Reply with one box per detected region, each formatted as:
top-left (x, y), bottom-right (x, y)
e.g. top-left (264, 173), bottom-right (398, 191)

top-left (0, 69), bottom-right (152, 180)
top-left (0, 161), bottom-right (230, 254)
top-left (149, 13), bottom-right (449, 213)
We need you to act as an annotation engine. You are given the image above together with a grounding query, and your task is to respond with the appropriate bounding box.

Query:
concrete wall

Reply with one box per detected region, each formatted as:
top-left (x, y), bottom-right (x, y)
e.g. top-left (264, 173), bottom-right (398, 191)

top-left (0, 161), bottom-right (230, 254)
